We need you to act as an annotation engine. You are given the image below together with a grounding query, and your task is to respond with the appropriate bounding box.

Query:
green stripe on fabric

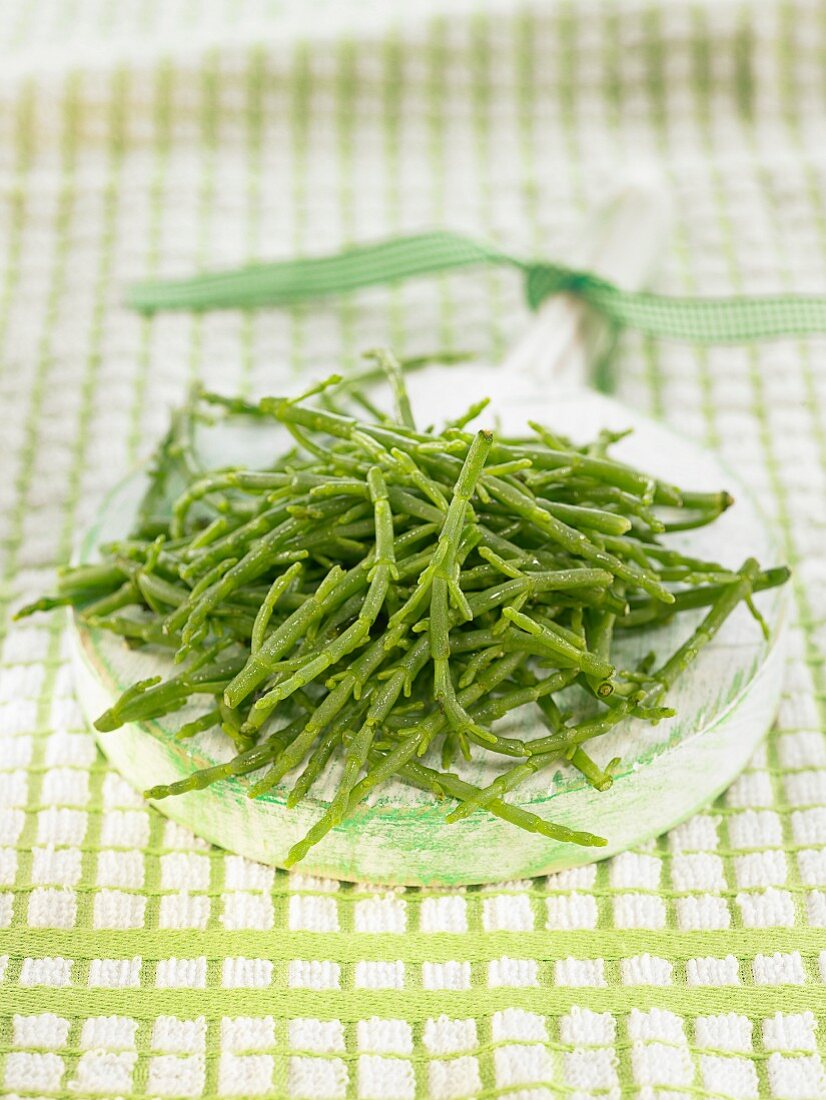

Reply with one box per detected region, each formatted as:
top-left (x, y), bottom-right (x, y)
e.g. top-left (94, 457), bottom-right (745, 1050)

top-left (383, 28), bottom-right (407, 356)
top-left (7, 926), bottom-right (826, 961)
top-left (288, 39), bottom-right (311, 382)
top-left (238, 43), bottom-right (266, 399)
top-left (0, 69), bottom-right (84, 1096)
top-left (126, 59), bottom-right (173, 467)
top-left (470, 11), bottom-right (506, 363)
top-left (425, 13), bottom-right (455, 353)
top-left (0, 78), bottom-right (35, 367)
top-left (3, 985), bottom-right (824, 1023)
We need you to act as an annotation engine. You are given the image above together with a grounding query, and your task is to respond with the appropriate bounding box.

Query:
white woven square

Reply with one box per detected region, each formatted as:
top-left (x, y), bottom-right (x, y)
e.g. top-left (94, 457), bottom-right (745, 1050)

top-left (763, 1012), bottom-right (818, 1053)
top-left (676, 894), bottom-right (732, 930)
top-left (96, 849), bottom-right (145, 888)
top-left (785, 771), bottom-right (826, 806)
top-left (610, 851), bottom-right (662, 888)
top-left (734, 850), bottom-right (788, 889)
top-left (152, 1017), bottom-right (207, 1053)
top-left (0, 770), bottom-right (28, 807)
top-left (159, 892), bottom-right (211, 929)
top-left (622, 954), bottom-right (673, 985)
top-left (695, 1013), bottom-right (753, 1053)
top-left (26, 886), bottom-right (76, 928)
top-left (354, 961), bottom-right (405, 989)
top-left (0, 809), bottom-right (25, 845)
top-left (224, 856), bottom-right (275, 891)
top-left (31, 846), bottom-right (81, 886)
top-left (728, 809), bottom-right (783, 848)
top-left (221, 1017), bottom-right (275, 1054)
top-left (102, 774), bottom-right (144, 810)
top-left (753, 952), bottom-right (806, 985)
top-left (4, 1051), bottom-right (65, 1093)
top-left (419, 895), bottom-right (467, 932)
top-left (99, 809), bottom-right (150, 847)
top-left (767, 1053), bottom-right (826, 1099)
top-left (148, 1054), bottom-right (206, 1098)
top-left (671, 853), bottom-right (727, 892)
top-left (487, 957), bottom-right (538, 987)
top-left (778, 732), bottom-right (826, 769)
top-left (699, 1054), bottom-right (759, 1099)
top-left (288, 1055), bottom-right (347, 1100)
top-left (357, 1055), bottom-right (415, 1100)
top-left (423, 1016), bottom-right (476, 1054)
top-left (289, 1019), bottom-right (345, 1054)
top-left (357, 1019), bottom-right (412, 1055)
top-left (20, 957), bottom-right (72, 987)
top-left (546, 865), bottom-right (597, 891)
top-left (160, 852), bottom-right (211, 891)
top-left (13, 1014), bottom-right (71, 1049)
top-left (36, 808), bottom-right (87, 845)
top-left (560, 1008), bottom-right (616, 1046)
top-left (482, 893), bottom-right (534, 931)
top-left (44, 732), bottom-right (95, 767)
top-left (222, 892), bottom-right (274, 930)
top-left (495, 1044), bottom-right (555, 1089)
top-left (796, 849), bottom-right (826, 884)
top-left (222, 958), bottom-right (273, 989)
top-left (289, 895), bottom-right (340, 932)
top-left (80, 1017), bottom-right (138, 1050)
top-left (554, 958), bottom-right (606, 987)
top-left (354, 894), bottom-right (407, 933)
top-left (687, 955), bottom-right (741, 986)
top-left (613, 893), bottom-right (666, 928)
top-left (155, 958), bottom-right (207, 989)
top-left (288, 961), bottom-right (341, 990)
top-left (545, 892), bottom-right (598, 929)
top-left (564, 1048), bottom-right (618, 1091)
top-left (88, 958), bottom-right (141, 988)
top-left (74, 1051), bottom-right (137, 1095)
top-left (737, 888), bottom-right (796, 928)
top-left (422, 961), bottom-right (471, 990)
top-left (218, 1053), bottom-right (275, 1097)
top-left (428, 1056), bottom-right (482, 1100)
top-left (41, 766), bottom-right (89, 806)
top-left (93, 889), bottom-right (147, 929)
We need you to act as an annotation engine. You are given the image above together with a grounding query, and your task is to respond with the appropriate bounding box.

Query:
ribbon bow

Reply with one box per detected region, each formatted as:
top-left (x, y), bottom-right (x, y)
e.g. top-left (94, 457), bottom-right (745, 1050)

top-left (128, 230), bottom-right (826, 345)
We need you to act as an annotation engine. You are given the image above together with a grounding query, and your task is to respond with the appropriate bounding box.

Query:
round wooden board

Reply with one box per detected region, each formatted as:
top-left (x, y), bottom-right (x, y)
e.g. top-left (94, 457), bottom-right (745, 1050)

top-left (70, 376), bottom-right (789, 885)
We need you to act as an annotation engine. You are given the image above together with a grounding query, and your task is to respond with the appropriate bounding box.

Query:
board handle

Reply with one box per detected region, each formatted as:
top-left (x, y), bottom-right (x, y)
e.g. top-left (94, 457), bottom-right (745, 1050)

top-left (502, 175), bottom-right (671, 391)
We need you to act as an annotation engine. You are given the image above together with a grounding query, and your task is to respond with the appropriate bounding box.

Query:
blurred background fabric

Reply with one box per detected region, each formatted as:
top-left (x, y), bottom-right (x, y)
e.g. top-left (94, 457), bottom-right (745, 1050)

top-left (2, 1), bottom-right (826, 1097)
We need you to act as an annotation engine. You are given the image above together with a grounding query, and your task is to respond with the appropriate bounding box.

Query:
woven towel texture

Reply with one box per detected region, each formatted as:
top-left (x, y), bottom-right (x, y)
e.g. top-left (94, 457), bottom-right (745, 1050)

top-left (1, 2), bottom-right (826, 1097)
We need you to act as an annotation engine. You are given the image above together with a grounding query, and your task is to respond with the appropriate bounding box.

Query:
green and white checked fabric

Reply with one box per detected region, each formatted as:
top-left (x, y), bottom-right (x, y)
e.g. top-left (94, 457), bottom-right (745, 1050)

top-left (1, 1), bottom-right (826, 1097)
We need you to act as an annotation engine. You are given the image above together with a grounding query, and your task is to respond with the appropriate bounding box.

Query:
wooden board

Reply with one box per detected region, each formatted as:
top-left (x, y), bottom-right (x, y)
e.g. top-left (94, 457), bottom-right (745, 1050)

top-left (70, 380), bottom-right (789, 885)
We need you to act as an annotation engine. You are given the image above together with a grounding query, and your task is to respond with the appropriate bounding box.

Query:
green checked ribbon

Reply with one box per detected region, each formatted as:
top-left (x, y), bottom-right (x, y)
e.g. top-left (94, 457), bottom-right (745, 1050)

top-left (128, 230), bottom-right (826, 344)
